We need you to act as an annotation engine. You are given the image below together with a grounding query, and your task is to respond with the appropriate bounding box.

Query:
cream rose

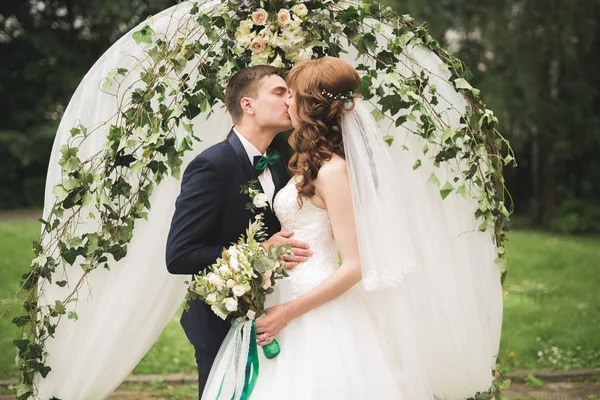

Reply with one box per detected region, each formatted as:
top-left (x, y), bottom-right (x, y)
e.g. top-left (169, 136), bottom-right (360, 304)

top-left (278, 9), bottom-right (291, 25)
top-left (249, 38), bottom-right (267, 53)
top-left (251, 8), bottom-right (268, 25)
top-left (206, 293), bottom-right (217, 303)
top-left (291, 4), bottom-right (308, 18)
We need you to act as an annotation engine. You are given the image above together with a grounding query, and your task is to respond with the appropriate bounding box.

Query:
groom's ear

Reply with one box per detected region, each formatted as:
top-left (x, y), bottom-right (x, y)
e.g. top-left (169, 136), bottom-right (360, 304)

top-left (240, 97), bottom-right (255, 116)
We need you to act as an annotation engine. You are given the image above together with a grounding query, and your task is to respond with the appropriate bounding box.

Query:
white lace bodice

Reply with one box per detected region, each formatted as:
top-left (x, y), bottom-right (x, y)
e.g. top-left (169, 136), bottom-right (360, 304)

top-left (268, 179), bottom-right (340, 302)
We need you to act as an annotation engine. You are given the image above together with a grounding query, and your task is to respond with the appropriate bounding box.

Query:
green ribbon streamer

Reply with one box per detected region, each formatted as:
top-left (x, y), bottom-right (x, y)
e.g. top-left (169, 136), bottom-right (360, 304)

top-left (241, 321), bottom-right (260, 399)
top-left (215, 321), bottom-right (260, 400)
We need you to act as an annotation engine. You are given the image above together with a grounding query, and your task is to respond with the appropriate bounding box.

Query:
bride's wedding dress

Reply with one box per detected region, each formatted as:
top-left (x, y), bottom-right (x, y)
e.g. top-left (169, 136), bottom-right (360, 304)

top-left (202, 178), bottom-right (409, 399)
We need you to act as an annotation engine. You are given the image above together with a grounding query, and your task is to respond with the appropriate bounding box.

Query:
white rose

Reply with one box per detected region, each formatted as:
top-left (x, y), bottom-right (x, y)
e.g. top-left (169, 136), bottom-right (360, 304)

top-left (278, 9), bottom-right (291, 25)
top-left (251, 8), bottom-right (268, 25)
top-left (211, 304), bottom-right (228, 320)
top-left (297, 47), bottom-right (313, 61)
top-left (206, 293), bottom-right (217, 303)
top-left (226, 279), bottom-right (236, 288)
top-left (253, 192), bottom-right (269, 208)
top-left (225, 297), bottom-right (238, 312)
top-left (246, 310), bottom-right (257, 320)
top-left (249, 38), bottom-right (267, 53)
top-left (232, 284), bottom-right (247, 296)
top-left (270, 54), bottom-right (285, 68)
top-left (291, 4), bottom-right (308, 18)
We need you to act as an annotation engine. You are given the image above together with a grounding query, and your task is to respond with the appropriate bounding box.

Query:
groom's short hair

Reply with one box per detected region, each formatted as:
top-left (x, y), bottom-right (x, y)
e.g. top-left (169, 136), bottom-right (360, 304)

top-left (225, 65), bottom-right (284, 124)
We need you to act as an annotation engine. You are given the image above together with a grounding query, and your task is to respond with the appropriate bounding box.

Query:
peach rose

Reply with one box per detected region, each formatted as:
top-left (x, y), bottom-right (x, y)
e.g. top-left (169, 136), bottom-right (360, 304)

top-left (277, 9), bottom-right (291, 25)
top-left (249, 38), bottom-right (267, 53)
top-left (251, 8), bottom-right (268, 25)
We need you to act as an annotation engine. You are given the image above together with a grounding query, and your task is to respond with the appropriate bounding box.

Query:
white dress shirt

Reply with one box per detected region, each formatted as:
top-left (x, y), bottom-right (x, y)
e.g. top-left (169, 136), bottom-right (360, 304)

top-left (233, 128), bottom-right (276, 207)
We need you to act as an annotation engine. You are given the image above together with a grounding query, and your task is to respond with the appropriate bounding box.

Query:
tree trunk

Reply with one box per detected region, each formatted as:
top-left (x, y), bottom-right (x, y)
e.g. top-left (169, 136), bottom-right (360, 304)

top-left (530, 127), bottom-right (542, 226)
top-left (542, 152), bottom-right (557, 227)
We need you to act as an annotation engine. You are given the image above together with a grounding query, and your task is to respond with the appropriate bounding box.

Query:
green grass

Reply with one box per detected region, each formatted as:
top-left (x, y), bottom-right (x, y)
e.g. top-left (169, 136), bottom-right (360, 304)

top-left (500, 230), bottom-right (600, 371)
top-left (0, 221), bottom-right (599, 381)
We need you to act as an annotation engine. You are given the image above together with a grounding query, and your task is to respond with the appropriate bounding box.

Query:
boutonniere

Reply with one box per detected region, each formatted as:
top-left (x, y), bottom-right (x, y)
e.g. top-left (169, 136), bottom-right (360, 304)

top-left (240, 179), bottom-right (268, 213)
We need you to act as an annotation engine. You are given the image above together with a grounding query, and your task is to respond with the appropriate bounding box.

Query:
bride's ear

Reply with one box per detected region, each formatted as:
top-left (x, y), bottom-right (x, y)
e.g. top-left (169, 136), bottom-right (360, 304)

top-left (240, 97), bottom-right (255, 116)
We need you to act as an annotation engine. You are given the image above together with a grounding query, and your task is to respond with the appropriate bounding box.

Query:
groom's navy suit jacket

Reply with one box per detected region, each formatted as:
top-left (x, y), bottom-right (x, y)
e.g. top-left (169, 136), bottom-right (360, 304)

top-left (166, 129), bottom-right (289, 353)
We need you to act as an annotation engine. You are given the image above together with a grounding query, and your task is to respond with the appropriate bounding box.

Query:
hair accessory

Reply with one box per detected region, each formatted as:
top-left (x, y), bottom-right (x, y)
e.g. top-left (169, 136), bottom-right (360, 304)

top-left (321, 89), bottom-right (357, 104)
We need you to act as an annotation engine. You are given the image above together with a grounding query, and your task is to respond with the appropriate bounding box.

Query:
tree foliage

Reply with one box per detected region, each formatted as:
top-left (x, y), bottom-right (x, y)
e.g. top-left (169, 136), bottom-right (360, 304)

top-left (388, 0), bottom-right (600, 232)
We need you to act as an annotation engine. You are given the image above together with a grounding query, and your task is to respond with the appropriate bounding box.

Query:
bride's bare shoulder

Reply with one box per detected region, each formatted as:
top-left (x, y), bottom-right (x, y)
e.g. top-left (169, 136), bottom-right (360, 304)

top-left (316, 155), bottom-right (347, 181)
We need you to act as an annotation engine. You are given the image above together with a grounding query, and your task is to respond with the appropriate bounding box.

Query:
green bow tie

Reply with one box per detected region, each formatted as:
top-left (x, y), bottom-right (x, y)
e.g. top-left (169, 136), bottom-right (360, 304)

top-left (253, 152), bottom-right (280, 172)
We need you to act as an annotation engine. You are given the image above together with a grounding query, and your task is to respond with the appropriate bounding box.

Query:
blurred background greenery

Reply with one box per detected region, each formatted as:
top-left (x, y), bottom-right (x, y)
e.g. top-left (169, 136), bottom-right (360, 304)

top-left (2, 0), bottom-right (599, 233)
top-left (0, 0), bottom-right (599, 382)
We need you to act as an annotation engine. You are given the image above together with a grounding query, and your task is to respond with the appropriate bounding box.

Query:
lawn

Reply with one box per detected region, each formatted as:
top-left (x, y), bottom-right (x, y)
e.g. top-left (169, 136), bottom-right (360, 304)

top-left (0, 220), bottom-right (599, 381)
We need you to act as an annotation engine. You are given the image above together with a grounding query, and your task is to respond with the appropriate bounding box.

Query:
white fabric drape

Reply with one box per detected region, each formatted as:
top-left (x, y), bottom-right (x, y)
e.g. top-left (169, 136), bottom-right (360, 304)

top-left (33, 2), bottom-right (227, 399)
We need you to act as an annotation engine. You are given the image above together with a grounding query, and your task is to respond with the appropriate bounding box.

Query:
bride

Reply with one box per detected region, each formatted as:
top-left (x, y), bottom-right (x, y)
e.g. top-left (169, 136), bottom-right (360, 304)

top-left (202, 57), bottom-right (502, 400)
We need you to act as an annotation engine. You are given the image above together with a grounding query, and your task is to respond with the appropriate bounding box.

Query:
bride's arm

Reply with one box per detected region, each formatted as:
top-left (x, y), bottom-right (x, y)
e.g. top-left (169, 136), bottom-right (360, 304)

top-left (255, 157), bottom-right (362, 342)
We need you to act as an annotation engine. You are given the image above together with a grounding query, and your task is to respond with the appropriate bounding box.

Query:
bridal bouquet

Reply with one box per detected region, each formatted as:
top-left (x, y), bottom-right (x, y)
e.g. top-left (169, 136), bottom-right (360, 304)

top-left (185, 214), bottom-right (290, 359)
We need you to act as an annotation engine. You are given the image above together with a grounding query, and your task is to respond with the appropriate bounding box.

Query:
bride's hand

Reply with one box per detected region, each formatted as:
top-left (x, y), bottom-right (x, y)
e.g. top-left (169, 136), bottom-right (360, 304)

top-left (255, 304), bottom-right (289, 346)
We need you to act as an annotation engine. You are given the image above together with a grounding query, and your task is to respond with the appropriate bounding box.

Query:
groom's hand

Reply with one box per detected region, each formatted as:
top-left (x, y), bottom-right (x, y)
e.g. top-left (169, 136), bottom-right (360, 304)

top-left (262, 230), bottom-right (311, 269)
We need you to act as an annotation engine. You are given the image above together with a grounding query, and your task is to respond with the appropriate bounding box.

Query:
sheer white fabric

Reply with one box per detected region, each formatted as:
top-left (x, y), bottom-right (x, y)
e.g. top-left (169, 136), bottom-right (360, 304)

top-left (342, 100), bottom-right (502, 399)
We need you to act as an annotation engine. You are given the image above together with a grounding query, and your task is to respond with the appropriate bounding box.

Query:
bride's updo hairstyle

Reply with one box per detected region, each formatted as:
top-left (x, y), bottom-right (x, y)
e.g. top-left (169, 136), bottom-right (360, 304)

top-left (286, 56), bottom-right (360, 202)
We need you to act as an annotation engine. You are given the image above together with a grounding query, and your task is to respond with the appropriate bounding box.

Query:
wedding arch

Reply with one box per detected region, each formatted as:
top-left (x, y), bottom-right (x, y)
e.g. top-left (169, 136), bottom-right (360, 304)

top-left (6, 0), bottom-right (513, 398)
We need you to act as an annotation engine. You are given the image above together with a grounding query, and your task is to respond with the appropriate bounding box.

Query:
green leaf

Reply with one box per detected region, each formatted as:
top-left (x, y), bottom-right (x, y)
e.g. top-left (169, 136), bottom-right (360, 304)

top-left (12, 316), bottom-right (29, 327)
top-left (132, 25), bottom-right (154, 44)
top-left (68, 311), bottom-right (78, 321)
top-left (371, 109), bottom-right (385, 122)
top-left (456, 184), bottom-right (469, 200)
top-left (383, 135), bottom-right (395, 146)
top-left (54, 300), bottom-right (66, 315)
top-left (13, 339), bottom-right (30, 353)
top-left (56, 280), bottom-right (67, 287)
top-left (412, 160), bottom-right (422, 170)
top-left (427, 173), bottom-right (440, 187)
top-left (439, 182), bottom-right (454, 199)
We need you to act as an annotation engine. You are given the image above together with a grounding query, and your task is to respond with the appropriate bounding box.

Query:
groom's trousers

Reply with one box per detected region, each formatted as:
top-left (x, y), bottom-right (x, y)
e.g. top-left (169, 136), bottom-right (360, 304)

top-left (195, 346), bottom-right (219, 399)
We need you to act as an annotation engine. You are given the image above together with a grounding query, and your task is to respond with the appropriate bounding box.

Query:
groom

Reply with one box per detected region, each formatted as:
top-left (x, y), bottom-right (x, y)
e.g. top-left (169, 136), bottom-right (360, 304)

top-left (165, 65), bottom-right (311, 397)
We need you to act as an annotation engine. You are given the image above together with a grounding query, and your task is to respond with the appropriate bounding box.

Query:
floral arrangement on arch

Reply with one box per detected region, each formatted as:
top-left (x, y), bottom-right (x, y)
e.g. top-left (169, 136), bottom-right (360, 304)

top-left (234, 2), bottom-right (322, 67)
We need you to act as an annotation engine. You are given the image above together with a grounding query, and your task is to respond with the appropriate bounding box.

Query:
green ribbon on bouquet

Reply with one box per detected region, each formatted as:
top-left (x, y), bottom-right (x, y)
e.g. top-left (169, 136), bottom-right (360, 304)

top-left (241, 321), bottom-right (259, 400)
top-left (216, 320), bottom-right (260, 400)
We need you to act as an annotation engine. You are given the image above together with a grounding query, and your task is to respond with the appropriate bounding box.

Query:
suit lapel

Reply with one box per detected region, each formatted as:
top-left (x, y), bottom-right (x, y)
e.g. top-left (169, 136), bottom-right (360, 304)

top-left (227, 129), bottom-right (279, 218)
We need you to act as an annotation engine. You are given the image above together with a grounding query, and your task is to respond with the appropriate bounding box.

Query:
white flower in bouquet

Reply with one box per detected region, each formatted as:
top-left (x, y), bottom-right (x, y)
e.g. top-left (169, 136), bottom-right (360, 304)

top-left (252, 192), bottom-right (269, 208)
top-left (207, 272), bottom-right (224, 290)
top-left (225, 297), bottom-right (239, 312)
top-left (235, 19), bottom-right (254, 37)
top-left (206, 293), bottom-right (217, 304)
top-left (211, 304), bottom-right (229, 320)
top-left (277, 9), bottom-right (291, 25)
top-left (232, 284), bottom-right (247, 297)
top-left (270, 54), bottom-right (285, 68)
top-left (246, 310), bottom-right (256, 320)
top-left (251, 8), bottom-right (268, 25)
top-left (218, 264), bottom-right (230, 275)
top-left (291, 4), bottom-right (308, 18)
top-left (226, 278), bottom-right (236, 288)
